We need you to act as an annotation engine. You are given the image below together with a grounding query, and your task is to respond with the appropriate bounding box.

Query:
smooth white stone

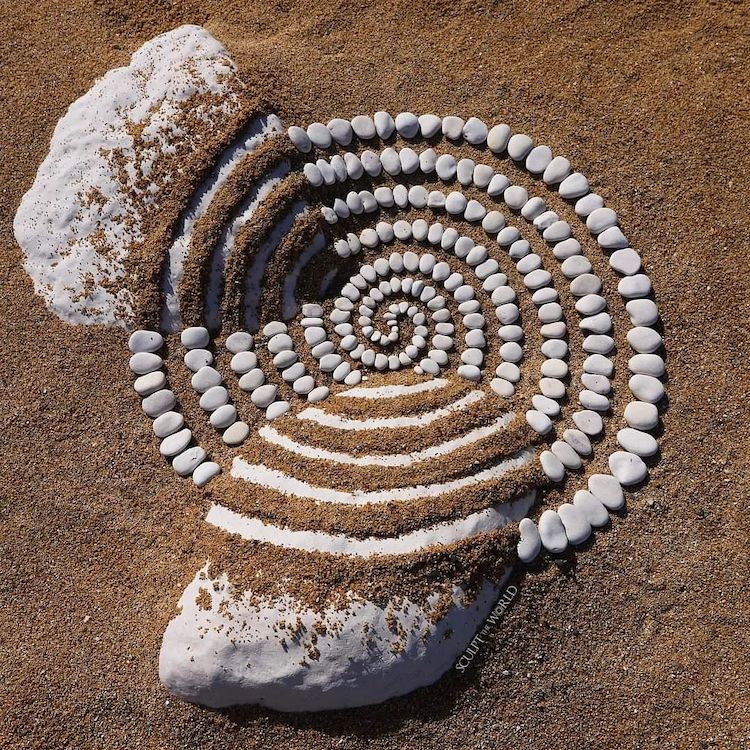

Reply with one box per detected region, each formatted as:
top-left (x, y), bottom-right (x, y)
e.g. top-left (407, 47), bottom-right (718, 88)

top-left (222, 421), bottom-right (250, 446)
top-left (533, 394), bottom-right (560, 417)
top-left (487, 123), bottom-right (511, 152)
top-left (541, 339), bottom-right (568, 358)
top-left (142, 389), bottom-right (175, 418)
top-left (552, 237), bottom-right (581, 260)
top-left (445, 192), bottom-right (468, 214)
top-left (626, 299), bottom-right (659, 326)
top-left (588, 474), bottom-right (624, 510)
top-left (541, 358), bottom-right (568, 378)
top-left (361, 150), bottom-right (382, 177)
top-left (627, 327), bottom-right (663, 353)
top-left (441, 115), bottom-right (465, 140)
top-left (521, 196), bottom-right (546, 221)
top-left (399, 147), bottom-right (419, 174)
top-left (287, 126), bottom-right (312, 153)
top-left (473, 164), bottom-right (494, 188)
top-left (517, 518), bottom-right (541, 563)
top-left (526, 409), bottom-right (552, 434)
top-left (303, 162), bottom-right (323, 186)
top-left (225, 331), bottom-right (253, 353)
top-left (327, 118), bottom-right (353, 145)
top-left (576, 294), bottom-right (607, 316)
top-left (617, 427), bottom-right (658, 457)
top-left (153, 411), bottom-right (183, 439)
top-left (457, 158), bottom-right (475, 184)
top-left (395, 112), bottom-right (419, 138)
top-left (579, 312), bottom-right (612, 334)
top-left (320, 353), bottom-right (342, 372)
top-left (274, 351), bottom-right (298, 369)
top-left (251, 384), bottom-right (277, 408)
top-left (306, 122), bottom-right (332, 148)
top-left (199, 386), bottom-right (229, 411)
top-left (331, 156), bottom-right (348, 184)
top-left (609, 451), bottom-right (648, 485)
top-left (509, 240), bottom-right (529, 260)
top-left (629, 374), bottom-right (665, 403)
top-left (565, 274), bottom-right (602, 297)
top-left (573, 490), bottom-right (609, 527)
top-left (417, 113), bottom-right (442, 138)
top-left (419, 148), bottom-right (437, 173)
top-left (539, 510), bottom-right (568, 553)
top-left (575, 193), bottom-right (604, 216)
top-left (496, 362), bottom-right (520, 382)
top-left (346, 191), bottom-right (364, 213)
top-left (464, 200), bottom-right (486, 222)
top-left (581, 373), bottom-right (610, 394)
top-left (487, 174), bottom-right (510, 197)
top-left (523, 269), bottom-right (552, 290)
top-left (504, 185), bottom-right (528, 210)
top-left (374, 111), bottom-right (395, 139)
top-left (427, 191), bottom-right (446, 209)
top-left (610, 248), bottom-right (642, 275)
top-left (543, 156), bottom-right (571, 184)
top-left (624, 401), bottom-right (659, 430)
top-left (320, 206), bottom-right (338, 225)
top-left (558, 503), bottom-right (592, 545)
top-left (191, 366), bottom-right (221, 393)
top-left (230, 351), bottom-right (257, 374)
top-left (463, 117), bottom-right (488, 144)
top-left (499, 325), bottom-right (523, 342)
top-left (579, 389), bottom-right (609, 411)
top-left (490, 378), bottom-right (515, 397)
top-left (563, 428), bottom-right (592, 456)
top-left (541, 322), bottom-right (567, 339)
top-left (540, 378), bottom-right (565, 399)
top-left (130, 351), bottom-right (162, 375)
top-left (263, 321), bottom-right (287, 337)
top-left (128, 329), bottom-right (163, 353)
top-left (435, 154), bottom-right (457, 181)
top-left (160, 428), bottom-right (192, 457)
top-left (475, 260), bottom-right (499, 280)
top-left (318, 158), bottom-right (338, 185)
top-left (380, 148), bottom-right (401, 175)
top-left (393, 220), bottom-right (412, 240)
top-left (516, 253), bottom-right (541, 274)
top-left (526, 145), bottom-right (553, 173)
top-left (453, 237), bottom-right (474, 258)
top-left (481, 211), bottom-right (505, 234)
top-left (172, 447), bottom-right (205, 477)
top-left (408, 185), bottom-right (428, 209)
top-left (496, 226), bottom-right (519, 246)
top-left (619, 274), bottom-right (652, 298)
top-left (292, 375), bottom-right (315, 395)
top-left (507, 133), bottom-right (533, 161)
top-left (192, 461), bottom-right (220, 487)
top-left (559, 172), bottom-right (589, 199)
top-left (551, 440), bottom-right (582, 470)
top-left (629, 353), bottom-right (665, 377)
top-left (586, 207), bottom-right (618, 234)
top-left (457, 364), bottom-right (481, 381)
top-left (465, 329), bottom-right (486, 348)
top-left (572, 409), bottom-right (603, 435)
top-left (541, 451), bottom-right (566, 482)
top-left (543, 221), bottom-right (572, 243)
top-left (134, 370), bottom-right (166, 396)
top-left (210, 403), bottom-right (237, 429)
top-left (598, 226), bottom-right (629, 249)
top-left (412, 219), bottom-right (429, 240)
top-left (351, 115), bottom-right (376, 139)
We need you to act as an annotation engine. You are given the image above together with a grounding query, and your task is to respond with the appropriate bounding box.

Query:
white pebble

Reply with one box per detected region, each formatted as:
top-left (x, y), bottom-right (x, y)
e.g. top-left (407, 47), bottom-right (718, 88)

top-left (608, 451), bottom-right (648, 485)
top-left (539, 510), bottom-right (567, 554)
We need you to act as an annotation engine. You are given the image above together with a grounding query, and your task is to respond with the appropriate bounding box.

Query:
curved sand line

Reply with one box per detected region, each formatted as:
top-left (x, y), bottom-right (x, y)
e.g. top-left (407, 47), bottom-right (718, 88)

top-left (335, 378), bottom-right (449, 399)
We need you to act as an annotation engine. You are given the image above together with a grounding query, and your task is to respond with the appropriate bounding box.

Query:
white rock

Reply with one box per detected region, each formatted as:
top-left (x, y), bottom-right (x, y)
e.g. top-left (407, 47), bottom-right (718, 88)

top-left (629, 374), bottom-right (665, 403)
top-left (583, 334), bottom-right (614, 354)
top-left (172, 447), bottom-right (206, 477)
top-left (598, 226), bottom-right (629, 249)
top-left (463, 117), bottom-right (488, 144)
top-left (610, 248), bottom-right (642, 276)
top-left (306, 122), bottom-right (332, 148)
top-left (445, 192), bottom-right (468, 214)
top-left (191, 366), bottom-right (222, 393)
top-left (351, 115), bottom-right (376, 139)
top-left (130, 351), bottom-right (162, 375)
top-left (360, 151), bottom-right (382, 177)
top-left (543, 221), bottom-right (572, 243)
top-left (490, 378), bottom-right (514, 397)
top-left (267, 401), bottom-right (292, 420)
top-left (251, 383), bottom-right (277, 408)
top-left (395, 112), bottom-right (419, 138)
top-left (153, 411), bottom-right (184, 439)
top-left (303, 162), bottom-right (323, 186)
top-left (210, 404), bottom-right (237, 429)
top-left (399, 147), bottom-right (419, 174)
top-left (327, 118), bottom-right (353, 146)
top-left (134, 370), bottom-right (166, 396)
top-left (521, 197), bottom-right (546, 221)
top-left (588, 474), bottom-right (624, 510)
top-left (442, 115), bottom-right (465, 140)
top-left (575, 294), bottom-right (607, 316)
top-left (223, 421), bottom-right (250, 446)
top-left (418, 113), bottom-right (441, 137)
top-left (624, 401), bottom-right (659, 430)
top-left (626, 299), bottom-right (659, 326)
top-left (200, 386), bottom-right (229, 411)
top-left (488, 174), bottom-right (510, 197)
top-left (230, 351), bottom-right (257, 374)
top-left (287, 126), bottom-right (311, 153)
top-left (563, 428), bottom-right (592, 456)
top-left (575, 193), bottom-right (604, 216)
top-left (629, 353), bottom-right (665, 377)
top-left (619, 274), bottom-right (652, 298)
top-left (504, 185), bottom-right (528, 210)
top-left (419, 148), bottom-right (437, 173)
top-left (627, 327), bottom-right (663, 353)
top-left (129, 329), bottom-right (163, 353)
top-left (609, 451), bottom-right (648, 485)
top-left (482, 211), bottom-right (505, 233)
top-left (558, 503), bottom-right (592, 545)
top-left (373, 111), bottom-right (395, 139)
top-left (526, 409), bottom-right (552, 435)
top-left (617, 427), bottom-right (658, 457)
top-left (551, 440), bottom-right (581, 470)
top-left (570, 273), bottom-right (601, 296)
top-left (526, 145), bottom-right (552, 174)
top-left (184, 349), bottom-right (213, 372)
top-left (193, 461), bottom-right (220, 487)
top-left (507, 134), bottom-right (533, 161)
top-left (160, 428), bottom-right (192, 457)
top-left (487, 123), bottom-right (511, 152)
top-left (558, 172), bottom-right (589, 199)
top-left (473, 164), bottom-right (493, 188)
top-left (464, 200), bottom-right (486, 222)
top-left (457, 158), bottom-right (475, 185)
top-left (573, 490), bottom-right (609, 527)
top-left (307, 386), bottom-right (330, 403)
top-left (579, 389), bottom-right (609, 411)
top-left (542, 156), bottom-right (571, 184)
top-left (572, 409), bottom-right (603, 435)
top-left (239, 368), bottom-right (265, 392)
top-left (552, 237), bottom-right (581, 260)
top-left (538, 510), bottom-right (567, 554)
top-left (435, 154), bottom-right (457, 181)
top-left (517, 518), bottom-right (541, 563)
top-left (142, 389), bottom-right (175, 418)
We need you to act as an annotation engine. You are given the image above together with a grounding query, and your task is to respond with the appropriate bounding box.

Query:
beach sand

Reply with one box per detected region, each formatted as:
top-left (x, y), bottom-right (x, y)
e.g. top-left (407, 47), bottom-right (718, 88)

top-left (1, 0), bottom-right (749, 747)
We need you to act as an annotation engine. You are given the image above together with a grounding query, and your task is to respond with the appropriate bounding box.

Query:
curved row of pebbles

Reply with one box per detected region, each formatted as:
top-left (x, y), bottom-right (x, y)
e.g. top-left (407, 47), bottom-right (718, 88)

top-left (128, 329), bottom-right (220, 487)
top-left (289, 112), bottom-right (666, 561)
